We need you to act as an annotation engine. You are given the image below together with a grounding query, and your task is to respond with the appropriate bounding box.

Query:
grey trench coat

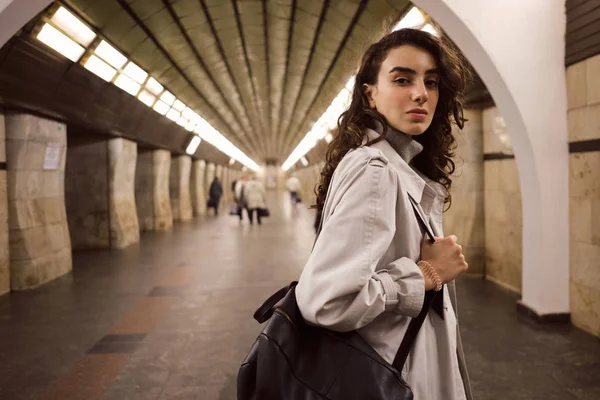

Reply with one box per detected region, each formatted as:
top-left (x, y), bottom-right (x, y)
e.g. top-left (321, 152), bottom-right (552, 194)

top-left (296, 128), bottom-right (473, 400)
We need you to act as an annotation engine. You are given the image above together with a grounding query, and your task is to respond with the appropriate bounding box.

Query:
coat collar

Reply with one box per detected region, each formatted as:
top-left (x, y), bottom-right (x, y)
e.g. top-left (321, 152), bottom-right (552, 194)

top-left (364, 128), bottom-right (445, 217)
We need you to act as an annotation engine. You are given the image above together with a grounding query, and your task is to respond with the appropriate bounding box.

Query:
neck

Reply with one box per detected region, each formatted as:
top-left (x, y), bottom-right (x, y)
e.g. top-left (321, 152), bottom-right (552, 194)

top-left (373, 121), bottom-right (423, 164)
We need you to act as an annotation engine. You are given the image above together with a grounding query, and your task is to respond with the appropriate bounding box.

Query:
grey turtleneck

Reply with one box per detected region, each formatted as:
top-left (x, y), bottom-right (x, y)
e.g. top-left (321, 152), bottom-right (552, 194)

top-left (374, 123), bottom-right (424, 164)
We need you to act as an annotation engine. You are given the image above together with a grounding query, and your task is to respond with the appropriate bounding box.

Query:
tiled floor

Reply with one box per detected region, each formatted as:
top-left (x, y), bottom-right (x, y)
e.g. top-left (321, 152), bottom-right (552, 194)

top-left (0, 192), bottom-right (599, 399)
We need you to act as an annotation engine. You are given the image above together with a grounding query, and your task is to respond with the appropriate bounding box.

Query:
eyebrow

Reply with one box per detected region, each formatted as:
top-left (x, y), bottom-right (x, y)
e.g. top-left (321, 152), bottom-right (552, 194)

top-left (389, 66), bottom-right (439, 75)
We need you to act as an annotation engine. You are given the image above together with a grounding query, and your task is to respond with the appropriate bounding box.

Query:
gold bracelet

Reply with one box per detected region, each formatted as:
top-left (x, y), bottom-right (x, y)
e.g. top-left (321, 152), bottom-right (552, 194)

top-left (417, 260), bottom-right (443, 292)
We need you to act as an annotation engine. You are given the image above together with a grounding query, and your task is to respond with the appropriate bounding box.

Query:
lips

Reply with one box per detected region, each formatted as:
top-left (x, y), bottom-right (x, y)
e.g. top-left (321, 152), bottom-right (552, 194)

top-left (407, 108), bottom-right (428, 116)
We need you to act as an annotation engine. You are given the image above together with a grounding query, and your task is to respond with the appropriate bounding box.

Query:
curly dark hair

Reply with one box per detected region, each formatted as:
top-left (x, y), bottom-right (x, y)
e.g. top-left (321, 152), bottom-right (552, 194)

top-left (315, 28), bottom-right (471, 211)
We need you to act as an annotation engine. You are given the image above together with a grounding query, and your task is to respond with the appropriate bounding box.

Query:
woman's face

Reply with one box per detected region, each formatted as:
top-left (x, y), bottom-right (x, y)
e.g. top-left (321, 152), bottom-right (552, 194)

top-left (364, 45), bottom-right (439, 136)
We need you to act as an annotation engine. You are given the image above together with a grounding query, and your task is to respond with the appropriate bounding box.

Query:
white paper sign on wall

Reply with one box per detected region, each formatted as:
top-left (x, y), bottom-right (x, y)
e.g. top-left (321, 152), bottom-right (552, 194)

top-left (43, 143), bottom-right (62, 170)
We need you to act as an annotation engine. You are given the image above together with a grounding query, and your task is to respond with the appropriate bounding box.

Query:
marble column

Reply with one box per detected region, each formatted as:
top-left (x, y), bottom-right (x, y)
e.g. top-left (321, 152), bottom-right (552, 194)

top-left (222, 167), bottom-right (230, 203)
top-left (170, 155), bottom-right (192, 222)
top-left (191, 160), bottom-right (207, 216)
top-left (65, 137), bottom-right (139, 250)
top-left (0, 112), bottom-right (9, 295)
top-left (5, 113), bottom-right (71, 290)
top-left (108, 139), bottom-right (139, 248)
top-left (154, 150), bottom-right (173, 231)
top-left (135, 150), bottom-right (173, 231)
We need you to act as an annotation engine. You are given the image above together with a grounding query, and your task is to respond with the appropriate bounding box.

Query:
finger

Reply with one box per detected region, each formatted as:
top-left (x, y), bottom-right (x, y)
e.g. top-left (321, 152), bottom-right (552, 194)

top-left (447, 235), bottom-right (458, 243)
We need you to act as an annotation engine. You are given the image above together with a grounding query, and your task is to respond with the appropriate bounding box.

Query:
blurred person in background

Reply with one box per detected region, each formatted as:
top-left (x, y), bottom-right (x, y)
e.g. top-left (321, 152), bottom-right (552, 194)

top-left (285, 173), bottom-right (301, 206)
top-left (234, 175), bottom-right (248, 221)
top-left (207, 176), bottom-right (223, 215)
top-left (244, 175), bottom-right (267, 225)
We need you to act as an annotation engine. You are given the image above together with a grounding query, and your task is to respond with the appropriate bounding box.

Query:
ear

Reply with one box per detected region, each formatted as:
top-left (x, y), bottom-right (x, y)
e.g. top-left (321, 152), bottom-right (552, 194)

top-left (363, 83), bottom-right (377, 109)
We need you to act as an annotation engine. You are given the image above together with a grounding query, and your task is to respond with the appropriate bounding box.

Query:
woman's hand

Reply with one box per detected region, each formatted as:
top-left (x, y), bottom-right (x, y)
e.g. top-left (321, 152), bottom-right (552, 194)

top-left (420, 235), bottom-right (468, 286)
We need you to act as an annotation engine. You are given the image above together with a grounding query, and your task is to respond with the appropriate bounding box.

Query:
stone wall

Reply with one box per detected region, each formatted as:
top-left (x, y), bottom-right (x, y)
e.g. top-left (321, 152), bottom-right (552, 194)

top-left (191, 160), bottom-right (207, 216)
top-left (0, 112), bottom-right (9, 295)
top-left (170, 155), bottom-right (192, 222)
top-left (65, 137), bottom-right (139, 249)
top-left (107, 139), bottom-right (139, 248)
top-left (65, 139), bottom-right (109, 249)
top-left (135, 150), bottom-right (154, 231)
top-left (296, 162), bottom-right (323, 207)
top-left (566, 54), bottom-right (600, 337)
top-left (5, 113), bottom-right (71, 290)
top-left (444, 108), bottom-right (485, 274)
top-left (483, 106), bottom-right (522, 293)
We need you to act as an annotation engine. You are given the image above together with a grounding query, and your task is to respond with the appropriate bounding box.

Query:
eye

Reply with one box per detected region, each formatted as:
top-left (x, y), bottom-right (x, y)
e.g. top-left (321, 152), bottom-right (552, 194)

top-left (394, 77), bottom-right (410, 85)
top-left (425, 80), bottom-right (439, 88)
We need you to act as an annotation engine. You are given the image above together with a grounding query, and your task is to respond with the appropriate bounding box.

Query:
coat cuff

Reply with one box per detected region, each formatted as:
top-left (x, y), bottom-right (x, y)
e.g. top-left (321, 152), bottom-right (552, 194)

top-left (377, 258), bottom-right (425, 318)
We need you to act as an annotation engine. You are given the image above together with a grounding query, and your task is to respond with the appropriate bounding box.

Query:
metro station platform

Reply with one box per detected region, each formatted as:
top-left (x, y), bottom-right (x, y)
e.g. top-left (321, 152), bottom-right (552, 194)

top-left (0, 193), bottom-right (598, 400)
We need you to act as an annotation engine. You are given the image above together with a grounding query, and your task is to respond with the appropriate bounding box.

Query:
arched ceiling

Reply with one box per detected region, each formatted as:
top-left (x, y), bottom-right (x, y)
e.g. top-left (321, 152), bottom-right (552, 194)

top-left (62, 0), bottom-right (410, 164)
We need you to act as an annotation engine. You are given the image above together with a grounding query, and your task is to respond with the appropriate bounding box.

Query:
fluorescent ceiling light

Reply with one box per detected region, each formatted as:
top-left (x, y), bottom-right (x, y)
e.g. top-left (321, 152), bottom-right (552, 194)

top-left (36, 24), bottom-right (85, 62)
top-left (160, 91), bottom-right (176, 106)
top-left (153, 100), bottom-right (170, 115)
top-left (184, 120), bottom-right (196, 132)
top-left (115, 73), bottom-right (141, 96)
top-left (138, 90), bottom-right (156, 107)
top-left (84, 55), bottom-right (117, 82)
top-left (145, 77), bottom-right (163, 95)
top-left (50, 6), bottom-right (96, 47)
top-left (421, 23), bottom-right (439, 36)
top-left (186, 136), bottom-right (201, 155)
top-left (173, 99), bottom-right (186, 112)
top-left (176, 116), bottom-right (188, 127)
top-left (393, 7), bottom-right (425, 31)
top-left (123, 61), bottom-right (148, 84)
top-left (95, 40), bottom-right (127, 69)
top-left (166, 109), bottom-right (180, 122)
top-left (182, 107), bottom-right (197, 120)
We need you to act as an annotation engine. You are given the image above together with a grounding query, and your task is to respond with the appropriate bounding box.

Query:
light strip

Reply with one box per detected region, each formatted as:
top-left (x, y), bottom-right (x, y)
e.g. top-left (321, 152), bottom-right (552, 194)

top-left (160, 91), bottom-right (176, 106)
top-left (138, 90), bottom-right (156, 107)
top-left (153, 100), bottom-right (170, 115)
top-left (166, 109), bottom-right (180, 122)
top-left (50, 6), bottom-right (96, 47)
top-left (115, 74), bottom-right (141, 96)
top-left (176, 116), bottom-right (188, 127)
top-left (393, 7), bottom-right (425, 30)
top-left (123, 61), bottom-right (148, 84)
top-left (36, 24), bottom-right (85, 62)
top-left (83, 55), bottom-right (117, 82)
top-left (34, 4), bottom-right (261, 171)
top-left (95, 40), bottom-right (127, 69)
top-left (173, 99), bottom-right (186, 112)
top-left (145, 77), bottom-right (163, 95)
top-left (186, 136), bottom-right (202, 155)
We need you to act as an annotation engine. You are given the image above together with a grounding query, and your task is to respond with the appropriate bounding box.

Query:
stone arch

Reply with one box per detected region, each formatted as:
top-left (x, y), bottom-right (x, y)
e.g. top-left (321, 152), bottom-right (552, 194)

top-left (0, 1), bottom-right (54, 49)
top-left (414, 0), bottom-right (570, 315)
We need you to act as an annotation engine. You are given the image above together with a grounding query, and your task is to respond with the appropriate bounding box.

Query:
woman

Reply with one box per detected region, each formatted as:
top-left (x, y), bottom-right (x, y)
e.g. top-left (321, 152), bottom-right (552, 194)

top-left (243, 175), bottom-right (267, 225)
top-left (296, 29), bottom-right (473, 399)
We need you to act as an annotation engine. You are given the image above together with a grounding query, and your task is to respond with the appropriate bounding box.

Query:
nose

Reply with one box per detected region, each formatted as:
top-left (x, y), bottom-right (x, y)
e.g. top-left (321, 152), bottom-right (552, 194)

top-left (412, 80), bottom-right (429, 104)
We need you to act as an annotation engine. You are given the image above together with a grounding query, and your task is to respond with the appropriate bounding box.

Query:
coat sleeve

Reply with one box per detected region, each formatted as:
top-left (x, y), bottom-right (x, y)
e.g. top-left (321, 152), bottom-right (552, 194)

top-left (296, 150), bottom-right (425, 332)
